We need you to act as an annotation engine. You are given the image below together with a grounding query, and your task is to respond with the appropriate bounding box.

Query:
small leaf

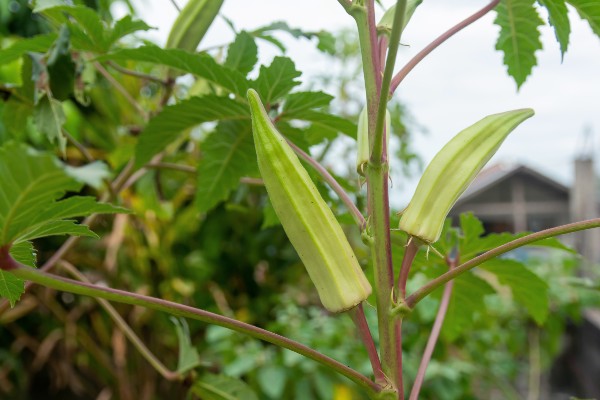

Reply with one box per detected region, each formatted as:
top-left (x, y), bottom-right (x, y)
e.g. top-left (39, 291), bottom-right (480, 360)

top-left (47, 26), bottom-right (76, 101)
top-left (253, 56), bottom-right (302, 103)
top-left (100, 45), bottom-right (249, 96)
top-left (0, 33), bottom-right (57, 65)
top-left (538, 0), bottom-right (571, 57)
top-left (191, 374), bottom-right (259, 400)
top-left (481, 259), bottom-right (549, 324)
top-left (195, 121), bottom-right (257, 213)
top-left (41, 6), bottom-right (107, 52)
top-left (566, 0), bottom-right (600, 37)
top-left (225, 31), bottom-right (258, 76)
top-left (494, 0), bottom-right (544, 88)
top-left (170, 317), bottom-right (201, 374)
top-left (0, 269), bottom-right (23, 308)
top-left (281, 110), bottom-right (357, 143)
top-left (134, 95), bottom-right (250, 168)
top-left (34, 95), bottom-right (67, 154)
top-left (282, 91), bottom-right (333, 116)
top-left (65, 161), bottom-right (112, 189)
top-left (107, 15), bottom-right (153, 48)
top-left (443, 273), bottom-right (495, 342)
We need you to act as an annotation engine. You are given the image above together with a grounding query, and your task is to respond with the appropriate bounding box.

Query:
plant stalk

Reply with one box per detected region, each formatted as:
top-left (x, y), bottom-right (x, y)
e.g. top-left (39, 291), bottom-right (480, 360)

top-left (350, 303), bottom-right (386, 385)
top-left (5, 263), bottom-right (381, 395)
top-left (406, 218), bottom-right (600, 308)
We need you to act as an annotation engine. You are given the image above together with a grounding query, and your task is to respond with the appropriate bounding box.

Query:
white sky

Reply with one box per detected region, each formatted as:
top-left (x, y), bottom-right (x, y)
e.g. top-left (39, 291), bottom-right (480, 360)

top-left (123, 0), bottom-right (600, 206)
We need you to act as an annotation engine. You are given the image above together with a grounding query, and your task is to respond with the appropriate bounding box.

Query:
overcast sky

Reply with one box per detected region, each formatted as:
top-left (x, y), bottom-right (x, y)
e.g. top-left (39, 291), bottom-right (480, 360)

top-left (124, 0), bottom-right (600, 205)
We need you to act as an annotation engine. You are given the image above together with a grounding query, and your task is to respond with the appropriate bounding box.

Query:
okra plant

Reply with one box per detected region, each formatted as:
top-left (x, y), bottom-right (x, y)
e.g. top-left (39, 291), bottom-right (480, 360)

top-left (1, 0), bottom-right (599, 399)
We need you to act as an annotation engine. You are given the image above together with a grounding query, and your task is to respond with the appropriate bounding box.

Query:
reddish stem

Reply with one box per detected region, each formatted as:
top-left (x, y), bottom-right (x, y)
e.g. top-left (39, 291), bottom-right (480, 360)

top-left (350, 303), bottom-right (386, 385)
top-left (396, 239), bottom-right (419, 299)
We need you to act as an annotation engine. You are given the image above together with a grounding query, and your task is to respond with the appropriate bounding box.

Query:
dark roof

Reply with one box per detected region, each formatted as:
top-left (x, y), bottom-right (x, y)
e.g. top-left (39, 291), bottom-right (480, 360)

top-left (455, 162), bottom-right (570, 206)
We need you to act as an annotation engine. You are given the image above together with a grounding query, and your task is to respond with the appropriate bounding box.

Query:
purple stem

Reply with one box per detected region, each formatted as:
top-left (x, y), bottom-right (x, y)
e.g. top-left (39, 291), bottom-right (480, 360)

top-left (396, 239), bottom-right (419, 300)
top-left (389, 0), bottom-right (501, 94)
top-left (350, 303), bottom-right (386, 385)
top-left (366, 0), bottom-right (382, 89)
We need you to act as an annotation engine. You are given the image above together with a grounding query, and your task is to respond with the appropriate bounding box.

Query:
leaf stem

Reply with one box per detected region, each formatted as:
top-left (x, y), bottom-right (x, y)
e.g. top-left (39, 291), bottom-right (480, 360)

top-left (107, 61), bottom-right (170, 85)
top-left (94, 62), bottom-right (149, 120)
top-left (7, 263), bottom-right (381, 395)
top-left (59, 260), bottom-right (181, 381)
top-left (408, 257), bottom-right (456, 400)
top-left (406, 218), bottom-right (600, 308)
top-left (349, 303), bottom-right (386, 385)
top-left (389, 0), bottom-right (500, 94)
top-left (396, 239), bottom-right (418, 299)
top-left (287, 139), bottom-right (366, 228)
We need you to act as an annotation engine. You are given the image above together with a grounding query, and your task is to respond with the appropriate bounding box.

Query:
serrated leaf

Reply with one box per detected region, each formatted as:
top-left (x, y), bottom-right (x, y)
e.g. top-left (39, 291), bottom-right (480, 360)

top-left (225, 31), bottom-right (258, 76)
top-left (443, 273), bottom-right (495, 342)
top-left (107, 15), bottom-right (153, 47)
top-left (9, 242), bottom-right (36, 268)
top-left (282, 110), bottom-right (357, 143)
top-left (135, 95), bottom-right (250, 168)
top-left (34, 95), bottom-right (67, 154)
top-left (41, 6), bottom-right (107, 52)
top-left (253, 56), bottom-right (302, 103)
top-left (191, 374), bottom-right (259, 400)
top-left (538, 0), bottom-right (571, 57)
top-left (100, 45), bottom-right (249, 96)
top-left (0, 33), bottom-right (57, 65)
top-left (170, 317), bottom-right (201, 374)
top-left (482, 259), bottom-right (549, 324)
top-left (566, 0), bottom-right (600, 37)
top-left (0, 270), bottom-right (23, 308)
top-left (195, 121), bottom-right (257, 213)
top-left (494, 0), bottom-right (544, 88)
top-left (282, 91), bottom-right (333, 116)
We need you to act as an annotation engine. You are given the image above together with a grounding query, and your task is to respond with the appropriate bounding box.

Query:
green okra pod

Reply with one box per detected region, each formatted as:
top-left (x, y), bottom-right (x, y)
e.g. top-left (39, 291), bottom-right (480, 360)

top-left (399, 108), bottom-right (534, 244)
top-left (166, 0), bottom-right (225, 52)
top-left (248, 89), bottom-right (372, 313)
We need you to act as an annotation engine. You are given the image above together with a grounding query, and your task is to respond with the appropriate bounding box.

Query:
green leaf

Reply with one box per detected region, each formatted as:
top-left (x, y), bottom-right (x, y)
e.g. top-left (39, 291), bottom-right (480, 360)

top-left (225, 31), bottom-right (258, 76)
top-left (261, 199), bottom-right (280, 229)
top-left (195, 121), bottom-right (257, 213)
top-left (10, 242), bottom-right (37, 268)
top-left (494, 0), bottom-right (544, 88)
top-left (100, 45), bottom-right (249, 96)
top-left (47, 26), bottom-right (76, 101)
top-left (106, 15), bottom-right (153, 47)
top-left (33, 95), bottom-right (67, 154)
top-left (281, 110), bottom-right (357, 144)
top-left (257, 366), bottom-right (287, 399)
top-left (41, 6), bottom-right (107, 52)
top-left (191, 374), bottom-right (259, 400)
top-left (481, 259), bottom-right (549, 324)
top-left (253, 56), bottom-right (302, 103)
top-left (443, 273), bottom-right (495, 342)
top-left (65, 161), bottom-right (112, 189)
top-left (538, 0), bottom-right (571, 57)
top-left (566, 0), bottom-right (600, 37)
top-left (0, 269), bottom-right (23, 308)
top-left (170, 317), bottom-right (201, 374)
top-left (134, 95), bottom-right (250, 168)
top-left (282, 91), bottom-right (333, 116)
top-left (0, 33), bottom-right (57, 65)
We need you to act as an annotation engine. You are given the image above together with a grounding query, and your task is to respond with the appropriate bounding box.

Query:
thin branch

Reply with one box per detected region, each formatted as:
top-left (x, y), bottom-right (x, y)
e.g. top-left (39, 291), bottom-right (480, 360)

top-left (94, 62), bottom-right (149, 120)
top-left (59, 261), bottom-right (180, 381)
top-left (169, 0), bottom-right (181, 12)
top-left (240, 177), bottom-right (264, 186)
top-left (146, 162), bottom-right (196, 174)
top-left (396, 239), bottom-right (418, 300)
top-left (366, 0), bottom-right (382, 89)
top-left (7, 263), bottom-right (381, 395)
top-left (408, 257), bottom-right (456, 400)
top-left (107, 61), bottom-right (169, 85)
top-left (63, 128), bottom-right (94, 162)
top-left (286, 139), bottom-right (366, 229)
top-left (390, 0), bottom-right (501, 94)
top-left (349, 304), bottom-right (386, 385)
top-left (406, 218), bottom-right (600, 308)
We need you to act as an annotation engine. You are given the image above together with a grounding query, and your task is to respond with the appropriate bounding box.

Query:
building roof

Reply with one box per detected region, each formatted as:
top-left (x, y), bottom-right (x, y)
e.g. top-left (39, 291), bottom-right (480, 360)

top-left (455, 162), bottom-right (570, 206)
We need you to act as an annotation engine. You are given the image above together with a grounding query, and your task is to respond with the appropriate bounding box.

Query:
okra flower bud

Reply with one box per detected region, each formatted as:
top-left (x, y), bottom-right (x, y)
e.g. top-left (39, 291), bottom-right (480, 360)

top-left (399, 108), bottom-right (534, 244)
top-left (356, 106), bottom-right (391, 176)
top-left (248, 89), bottom-right (372, 313)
